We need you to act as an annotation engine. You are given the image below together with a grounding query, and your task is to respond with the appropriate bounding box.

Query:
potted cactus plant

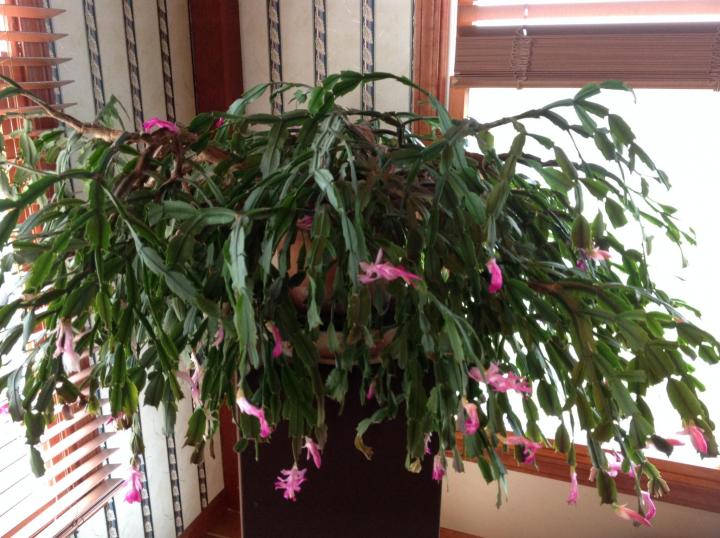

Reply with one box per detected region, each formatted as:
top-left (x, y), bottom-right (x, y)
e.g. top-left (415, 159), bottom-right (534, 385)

top-left (0, 71), bottom-right (717, 537)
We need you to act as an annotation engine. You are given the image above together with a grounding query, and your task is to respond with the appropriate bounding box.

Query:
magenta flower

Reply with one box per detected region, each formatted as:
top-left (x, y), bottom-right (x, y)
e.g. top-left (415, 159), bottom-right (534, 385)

top-left (567, 470), bottom-right (579, 506)
top-left (270, 324), bottom-right (284, 358)
top-left (0, 402), bottom-right (9, 422)
top-left (665, 438), bottom-right (685, 446)
top-left (366, 380), bottom-right (376, 401)
top-left (304, 437), bottom-right (322, 469)
top-left (296, 215), bottom-right (313, 231)
top-left (469, 363), bottom-right (531, 394)
top-left (642, 491), bottom-right (657, 521)
top-left (432, 454), bottom-right (445, 482)
top-left (463, 401), bottom-right (480, 435)
top-left (424, 433), bottom-right (432, 456)
top-left (359, 249), bottom-right (422, 287)
top-left (214, 117), bottom-right (225, 129)
top-left (123, 466), bottom-right (143, 504)
top-left (143, 117), bottom-right (180, 134)
top-left (680, 423), bottom-right (708, 455)
top-left (576, 258), bottom-right (588, 271)
top-left (614, 504), bottom-right (651, 527)
top-left (54, 319), bottom-right (81, 373)
top-left (212, 325), bottom-right (224, 349)
top-left (274, 465), bottom-right (307, 501)
top-left (482, 363), bottom-right (532, 394)
top-left (486, 258), bottom-right (503, 294)
top-left (504, 434), bottom-right (543, 464)
top-left (237, 395), bottom-right (272, 438)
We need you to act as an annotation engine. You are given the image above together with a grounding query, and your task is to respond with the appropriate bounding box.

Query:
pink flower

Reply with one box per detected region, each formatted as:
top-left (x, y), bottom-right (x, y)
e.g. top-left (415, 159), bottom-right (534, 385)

top-left (468, 366), bottom-right (483, 383)
top-left (614, 504), bottom-right (651, 527)
top-left (504, 434), bottom-right (543, 464)
top-left (296, 215), bottom-right (313, 231)
top-left (0, 402), bottom-right (9, 422)
top-left (642, 491), bottom-right (657, 521)
top-left (359, 249), bottom-right (422, 287)
top-left (304, 437), bottom-right (322, 469)
top-left (366, 380), bottom-right (376, 401)
top-left (54, 319), bottom-right (81, 373)
top-left (237, 395), bottom-right (272, 438)
top-left (214, 117), bottom-right (225, 129)
top-left (432, 454), bottom-right (445, 482)
top-left (424, 433), bottom-right (432, 455)
top-left (486, 258), bottom-right (503, 294)
top-left (480, 363), bottom-right (532, 394)
top-left (274, 465), bottom-right (307, 501)
top-left (576, 258), bottom-right (588, 271)
top-left (588, 467), bottom-right (597, 482)
top-left (585, 247), bottom-right (611, 261)
top-left (177, 368), bottom-right (202, 406)
top-left (665, 438), bottom-right (684, 446)
top-left (143, 117), bottom-right (180, 134)
top-left (122, 466), bottom-right (143, 504)
top-left (270, 324), bottom-right (284, 358)
top-left (680, 423), bottom-right (708, 455)
top-left (463, 401), bottom-right (480, 435)
top-left (213, 325), bottom-right (224, 349)
top-left (567, 470), bottom-right (579, 506)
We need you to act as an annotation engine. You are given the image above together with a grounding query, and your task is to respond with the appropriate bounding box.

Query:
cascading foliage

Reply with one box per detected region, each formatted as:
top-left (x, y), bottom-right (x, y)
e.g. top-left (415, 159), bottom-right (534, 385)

top-left (0, 72), bottom-right (717, 521)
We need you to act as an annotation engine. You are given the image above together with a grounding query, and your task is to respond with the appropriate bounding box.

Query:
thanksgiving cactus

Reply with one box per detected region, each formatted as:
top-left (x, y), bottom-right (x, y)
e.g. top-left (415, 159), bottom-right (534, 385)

top-left (0, 72), bottom-right (717, 521)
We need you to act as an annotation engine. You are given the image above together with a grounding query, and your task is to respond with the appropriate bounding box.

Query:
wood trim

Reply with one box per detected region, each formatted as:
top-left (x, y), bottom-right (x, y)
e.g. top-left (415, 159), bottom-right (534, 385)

top-left (188, 0), bottom-right (243, 113)
top-left (413, 0), bottom-right (452, 123)
top-left (448, 86), bottom-right (468, 120)
top-left (180, 489), bottom-right (229, 538)
top-left (454, 432), bottom-right (720, 513)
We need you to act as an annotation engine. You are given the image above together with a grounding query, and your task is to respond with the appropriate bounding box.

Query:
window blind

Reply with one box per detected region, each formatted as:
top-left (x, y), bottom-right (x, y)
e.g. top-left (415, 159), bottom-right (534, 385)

top-left (454, 0), bottom-right (720, 89)
top-left (0, 2), bottom-right (121, 537)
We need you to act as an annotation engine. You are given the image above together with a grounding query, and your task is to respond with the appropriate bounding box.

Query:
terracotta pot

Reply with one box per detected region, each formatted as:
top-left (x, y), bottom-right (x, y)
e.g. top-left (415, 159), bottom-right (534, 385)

top-left (273, 230), bottom-right (337, 308)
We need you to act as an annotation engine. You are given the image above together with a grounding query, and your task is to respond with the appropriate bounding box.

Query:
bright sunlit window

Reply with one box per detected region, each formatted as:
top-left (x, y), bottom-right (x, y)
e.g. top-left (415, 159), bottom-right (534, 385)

top-left (467, 87), bottom-right (720, 467)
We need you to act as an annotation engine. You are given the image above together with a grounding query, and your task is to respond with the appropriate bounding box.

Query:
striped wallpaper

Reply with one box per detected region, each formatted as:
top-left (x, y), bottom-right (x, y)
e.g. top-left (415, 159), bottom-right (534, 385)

top-left (40, 1), bottom-right (417, 536)
top-left (48, 2), bottom-right (222, 537)
top-left (240, 0), bottom-right (415, 114)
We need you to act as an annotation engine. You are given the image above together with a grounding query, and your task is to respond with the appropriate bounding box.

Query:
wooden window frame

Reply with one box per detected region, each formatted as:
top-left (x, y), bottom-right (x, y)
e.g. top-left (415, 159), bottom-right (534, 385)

top-left (413, 0), bottom-right (720, 516)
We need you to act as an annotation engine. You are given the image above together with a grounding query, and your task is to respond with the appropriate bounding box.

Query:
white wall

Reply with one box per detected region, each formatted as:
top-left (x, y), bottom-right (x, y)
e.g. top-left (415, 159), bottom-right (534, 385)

top-left (441, 466), bottom-right (720, 538)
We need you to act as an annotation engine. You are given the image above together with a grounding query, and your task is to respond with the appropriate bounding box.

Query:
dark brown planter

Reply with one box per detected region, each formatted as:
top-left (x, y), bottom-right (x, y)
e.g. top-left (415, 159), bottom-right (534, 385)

top-left (239, 370), bottom-right (442, 538)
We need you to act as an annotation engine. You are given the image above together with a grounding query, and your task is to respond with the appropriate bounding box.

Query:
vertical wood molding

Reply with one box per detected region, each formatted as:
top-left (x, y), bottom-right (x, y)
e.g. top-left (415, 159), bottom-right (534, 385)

top-left (267, 0), bottom-right (283, 114)
top-left (313, 0), bottom-right (327, 86)
top-left (156, 0), bottom-right (176, 121)
top-left (361, 0), bottom-right (375, 110)
top-left (188, 0), bottom-right (243, 113)
top-left (412, 0), bottom-right (451, 116)
top-left (81, 0), bottom-right (105, 114)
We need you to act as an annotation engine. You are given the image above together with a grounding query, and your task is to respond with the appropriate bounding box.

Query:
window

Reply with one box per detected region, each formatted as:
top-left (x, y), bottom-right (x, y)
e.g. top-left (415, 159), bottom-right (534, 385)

top-left (0, 2), bottom-right (121, 536)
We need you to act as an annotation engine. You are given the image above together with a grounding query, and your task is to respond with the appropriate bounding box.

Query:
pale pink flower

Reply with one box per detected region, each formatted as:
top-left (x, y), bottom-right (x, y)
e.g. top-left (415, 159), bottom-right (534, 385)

top-left (212, 325), bottom-right (224, 349)
top-left (359, 249), bottom-right (422, 287)
top-left (296, 215), bottom-right (313, 231)
top-left (177, 367), bottom-right (202, 406)
top-left (680, 423), bottom-right (708, 455)
top-left (585, 247), bottom-right (611, 261)
top-left (614, 504), bottom-right (651, 527)
top-left (143, 117), bottom-right (180, 134)
top-left (642, 491), bottom-right (657, 521)
top-left (486, 258), bottom-right (503, 294)
top-left (54, 319), bottom-right (81, 373)
top-left (481, 363), bottom-right (532, 394)
top-left (271, 324), bottom-right (284, 358)
top-left (588, 467), bottom-right (597, 482)
top-left (304, 437), bottom-right (322, 469)
top-left (432, 454), bottom-right (445, 482)
top-left (274, 465), bottom-right (307, 501)
top-left (504, 434), bottom-right (543, 464)
top-left (424, 433), bottom-right (432, 456)
top-left (463, 401), bottom-right (480, 435)
top-left (366, 380), bottom-right (376, 401)
top-left (237, 396), bottom-right (272, 438)
top-left (567, 470), bottom-right (579, 506)
top-left (123, 466), bottom-right (143, 504)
